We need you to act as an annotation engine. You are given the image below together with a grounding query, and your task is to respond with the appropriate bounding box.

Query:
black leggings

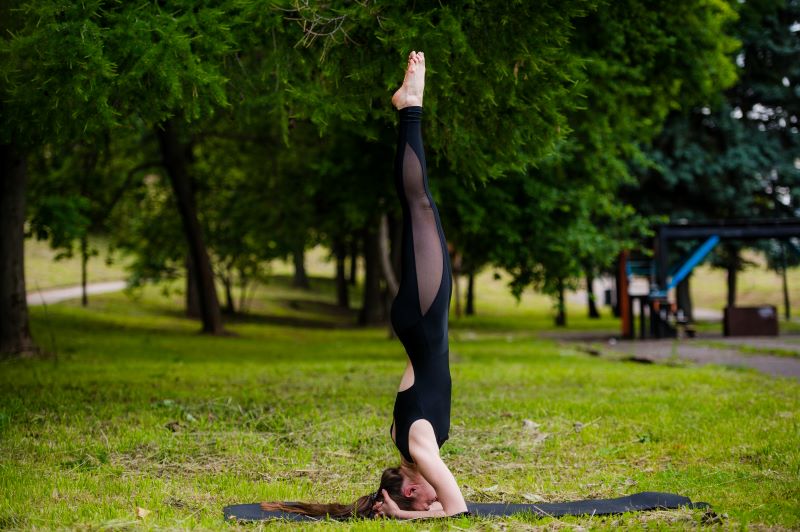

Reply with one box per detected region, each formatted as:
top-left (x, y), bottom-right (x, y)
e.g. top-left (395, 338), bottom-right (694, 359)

top-left (390, 106), bottom-right (452, 329)
top-left (389, 106), bottom-right (452, 462)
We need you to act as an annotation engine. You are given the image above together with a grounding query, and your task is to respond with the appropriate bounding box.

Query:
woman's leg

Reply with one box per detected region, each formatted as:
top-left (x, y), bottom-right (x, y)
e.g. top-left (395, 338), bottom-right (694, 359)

top-left (392, 52), bottom-right (449, 319)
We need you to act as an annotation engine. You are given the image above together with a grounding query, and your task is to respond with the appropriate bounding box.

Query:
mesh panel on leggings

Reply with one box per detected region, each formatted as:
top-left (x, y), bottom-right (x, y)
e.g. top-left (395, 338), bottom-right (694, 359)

top-left (402, 142), bottom-right (442, 316)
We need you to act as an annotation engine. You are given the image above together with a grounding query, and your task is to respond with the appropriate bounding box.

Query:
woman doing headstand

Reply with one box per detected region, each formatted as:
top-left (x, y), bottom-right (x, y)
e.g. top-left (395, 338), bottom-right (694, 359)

top-left (261, 51), bottom-right (468, 520)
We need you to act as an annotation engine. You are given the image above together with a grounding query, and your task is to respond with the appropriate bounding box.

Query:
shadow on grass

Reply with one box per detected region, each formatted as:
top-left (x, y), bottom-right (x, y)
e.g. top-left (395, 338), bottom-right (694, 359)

top-left (261, 274), bottom-right (348, 295)
top-left (224, 298), bottom-right (359, 330)
top-left (31, 301), bottom-right (363, 342)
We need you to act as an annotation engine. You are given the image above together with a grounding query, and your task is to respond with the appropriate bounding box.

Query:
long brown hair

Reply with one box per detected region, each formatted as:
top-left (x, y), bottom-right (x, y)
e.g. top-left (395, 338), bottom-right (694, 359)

top-left (260, 467), bottom-right (416, 519)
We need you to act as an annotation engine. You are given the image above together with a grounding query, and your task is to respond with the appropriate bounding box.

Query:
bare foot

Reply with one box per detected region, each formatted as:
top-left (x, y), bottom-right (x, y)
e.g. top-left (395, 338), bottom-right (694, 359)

top-left (392, 50), bottom-right (425, 110)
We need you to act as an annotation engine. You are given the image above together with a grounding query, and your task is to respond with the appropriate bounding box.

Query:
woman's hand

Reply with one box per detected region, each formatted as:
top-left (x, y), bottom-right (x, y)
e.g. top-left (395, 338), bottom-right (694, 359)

top-left (372, 489), bottom-right (403, 518)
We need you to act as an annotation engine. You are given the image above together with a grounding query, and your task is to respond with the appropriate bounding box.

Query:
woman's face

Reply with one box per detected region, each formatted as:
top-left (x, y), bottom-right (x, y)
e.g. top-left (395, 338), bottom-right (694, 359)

top-left (403, 476), bottom-right (438, 510)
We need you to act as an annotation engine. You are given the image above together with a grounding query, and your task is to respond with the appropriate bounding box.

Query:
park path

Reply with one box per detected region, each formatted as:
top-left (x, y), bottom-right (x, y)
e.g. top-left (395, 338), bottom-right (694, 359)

top-left (603, 338), bottom-right (800, 380)
top-left (27, 281), bottom-right (126, 306)
top-left (541, 330), bottom-right (800, 379)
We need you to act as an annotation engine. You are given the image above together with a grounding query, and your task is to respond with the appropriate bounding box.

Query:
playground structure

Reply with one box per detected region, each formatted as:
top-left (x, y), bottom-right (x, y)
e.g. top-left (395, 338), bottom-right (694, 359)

top-left (618, 219), bottom-right (800, 339)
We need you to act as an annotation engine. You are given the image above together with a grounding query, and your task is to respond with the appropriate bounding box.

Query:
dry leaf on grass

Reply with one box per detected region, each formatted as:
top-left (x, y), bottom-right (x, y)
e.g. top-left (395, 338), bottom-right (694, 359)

top-left (135, 507), bottom-right (150, 519)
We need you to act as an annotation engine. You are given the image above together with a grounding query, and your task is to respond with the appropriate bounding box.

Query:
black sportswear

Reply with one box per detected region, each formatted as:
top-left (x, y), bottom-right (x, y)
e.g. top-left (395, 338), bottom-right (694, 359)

top-left (389, 106), bottom-right (453, 463)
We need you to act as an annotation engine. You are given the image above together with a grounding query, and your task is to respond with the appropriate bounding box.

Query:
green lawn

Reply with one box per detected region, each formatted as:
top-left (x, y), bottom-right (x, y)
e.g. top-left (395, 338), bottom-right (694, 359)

top-left (24, 237), bottom-right (128, 291)
top-left (1, 267), bottom-right (798, 530)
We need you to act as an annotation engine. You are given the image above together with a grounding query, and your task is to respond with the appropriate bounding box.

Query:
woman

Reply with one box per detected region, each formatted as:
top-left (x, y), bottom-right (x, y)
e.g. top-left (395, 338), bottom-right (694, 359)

top-left (262, 51), bottom-right (469, 520)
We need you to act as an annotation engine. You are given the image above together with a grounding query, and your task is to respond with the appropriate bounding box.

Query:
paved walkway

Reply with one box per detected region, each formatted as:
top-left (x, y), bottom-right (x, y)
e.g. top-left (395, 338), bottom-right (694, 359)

top-left (27, 281), bottom-right (127, 306)
top-left (602, 337), bottom-right (800, 380)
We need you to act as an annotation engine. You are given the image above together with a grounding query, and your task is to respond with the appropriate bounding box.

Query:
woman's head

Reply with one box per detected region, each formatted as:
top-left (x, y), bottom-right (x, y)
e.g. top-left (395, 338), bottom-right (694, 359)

top-left (384, 464), bottom-right (438, 511)
top-left (259, 464), bottom-right (437, 519)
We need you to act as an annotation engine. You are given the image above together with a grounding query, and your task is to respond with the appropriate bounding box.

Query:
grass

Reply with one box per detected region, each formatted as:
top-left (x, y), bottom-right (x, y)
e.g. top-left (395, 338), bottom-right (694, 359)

top-left (696, 340), bottom-right (800, 359)
top-left (1, 261), bottom-right (799, 530)
top-left (25, 237), bottom-right (128, 291)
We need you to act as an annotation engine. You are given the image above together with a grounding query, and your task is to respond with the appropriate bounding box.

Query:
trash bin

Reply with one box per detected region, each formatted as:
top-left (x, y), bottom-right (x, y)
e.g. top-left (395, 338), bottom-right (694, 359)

top-left (723, 305), bottom-right (779, 337)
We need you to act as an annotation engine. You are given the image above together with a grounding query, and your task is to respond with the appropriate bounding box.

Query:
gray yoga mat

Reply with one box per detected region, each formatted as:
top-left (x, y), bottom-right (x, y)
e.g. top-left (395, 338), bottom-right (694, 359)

top-left (223, 491), bottom-right (709, 521)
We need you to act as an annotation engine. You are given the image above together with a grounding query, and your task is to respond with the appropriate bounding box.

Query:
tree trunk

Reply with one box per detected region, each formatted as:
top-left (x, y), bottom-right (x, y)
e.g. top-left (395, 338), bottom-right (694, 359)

top-left (453, 273), bottom-right (462, 318)
top-left (156, 119), bottom-right (223, 334)
top-left (80, 234), bottom-right (89, 307)
top-left (782, 245), bottom-right (791, 320)
top-left (347, 239), bottom-right (361, 286)
top-left (726, 257), bottom-right (738, 309)
top-left (292, 243), bottom-right (310, 289)
top-left (0, 143), bottom-right (37, 357)
top-left (359, 226), bottom-right (383, 325)
top-left (554, 278), bottom-right (567, 327)
top-left (389, 213), bottom-right (402, 283)
top-left (238, 266), bottom-right (251, 313)
top-left (333, 238), bottom-right (349, 309)
top-left (222, 268), bottom-right (235, 315)
top-left (451, 251), bottom-right (462, 318)
top-left (676, 275), bottom-right (694, 322)
top-left (185, 254), bottom-right (200, 318)
top-left (378, 214), bottom-right (400, 336)
top-left (586, 271), bottom-right (599, 319)
top-left (348, 240), bottom-right (358, 286)
top-left (378, 214), bottom-right (399, 296)
top-left (466, 270), bottom-right (476, 316)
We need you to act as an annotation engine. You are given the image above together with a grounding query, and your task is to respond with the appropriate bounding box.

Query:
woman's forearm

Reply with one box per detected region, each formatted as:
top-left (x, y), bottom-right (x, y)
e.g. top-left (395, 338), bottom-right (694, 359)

top-left (396, 508), bottom-right (447, 519)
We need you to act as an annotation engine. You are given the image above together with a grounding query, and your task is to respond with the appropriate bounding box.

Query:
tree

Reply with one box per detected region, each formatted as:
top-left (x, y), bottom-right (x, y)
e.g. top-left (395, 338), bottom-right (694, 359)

top-left (4, 1), bottom-right (301, 338)
top-left (280, 1), bottom-right (593, 181)
top-left (280, 1), bottom-right (599, 325)
top-left (1, 1), bottom-right (116, 356)
top-left (26, 127), bottom-right (161, 307)
top-left (762, 239), bottom-right (800, 319)
top-left (412, 0), bottom-right (737, 325)
top-left (629, 0), bottom-right (800, 310)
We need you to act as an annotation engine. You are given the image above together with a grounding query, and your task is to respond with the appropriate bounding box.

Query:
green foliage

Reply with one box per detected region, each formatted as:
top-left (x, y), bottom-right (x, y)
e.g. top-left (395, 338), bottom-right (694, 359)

top-left (105, 0), bottom-right (239, 125)
top-left (3, 0), bottom-right (288, 302)
top-left (3, 0), bottom-right (777, 322)
top-left (441, 0), bottom-right (737, 309)
top-left (277, 0), bottom-right (595, 181)
top-left (1, 1), bottom-right (116, 145)
top-left (1, 0), bottom-right (244, 143)
top-left (630, 0), bottom-right (800, 275)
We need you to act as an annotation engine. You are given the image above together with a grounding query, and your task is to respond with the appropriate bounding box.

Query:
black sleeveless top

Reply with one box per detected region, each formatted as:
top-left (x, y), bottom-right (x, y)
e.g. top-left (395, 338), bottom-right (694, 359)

top-left (389, 254), bottom-right (452, 463)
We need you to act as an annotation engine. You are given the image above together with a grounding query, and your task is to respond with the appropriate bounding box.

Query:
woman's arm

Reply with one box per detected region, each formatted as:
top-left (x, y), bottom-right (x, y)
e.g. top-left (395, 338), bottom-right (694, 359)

top-left (375, 422), bottom-right (468, 519)
top-left (375, 494), bottom-right (447, 519)
top-left (408, 421), bottom-right (468, 515)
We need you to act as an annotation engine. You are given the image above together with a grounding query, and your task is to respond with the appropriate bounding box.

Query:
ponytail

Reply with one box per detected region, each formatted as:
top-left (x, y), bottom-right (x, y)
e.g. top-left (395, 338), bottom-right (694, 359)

top-left (259, 495), bottom-right (374, 520)
top-left (260, 467), bottom-right (415, 519)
